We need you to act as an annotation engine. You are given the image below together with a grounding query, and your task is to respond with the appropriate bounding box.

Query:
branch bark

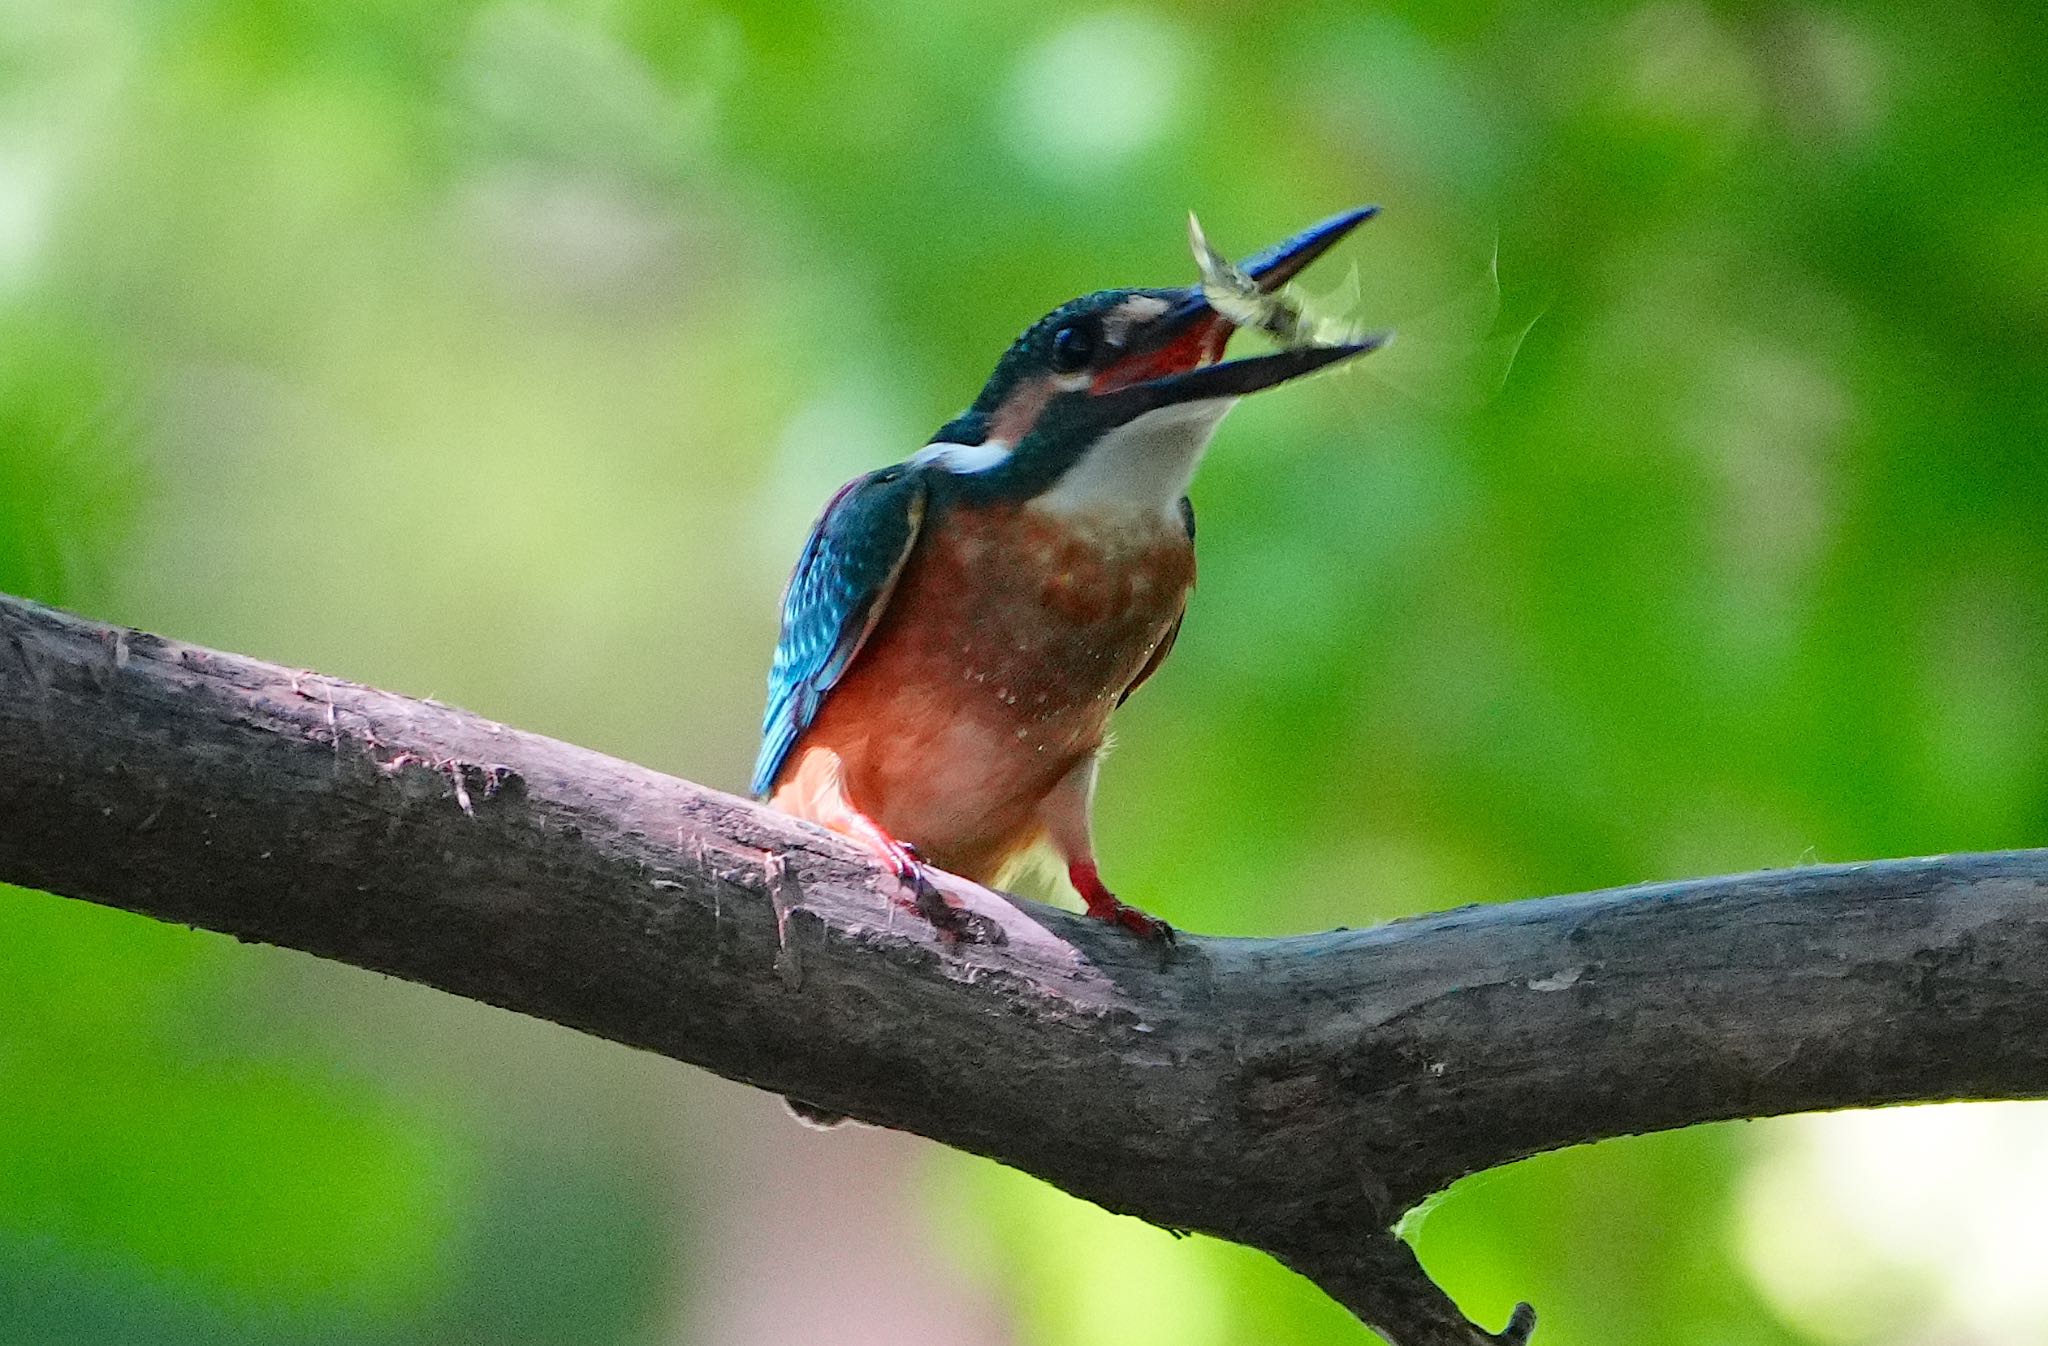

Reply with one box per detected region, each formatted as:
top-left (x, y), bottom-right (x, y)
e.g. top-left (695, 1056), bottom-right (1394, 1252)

top-left (4, 590), bottom-right (2046, 1344)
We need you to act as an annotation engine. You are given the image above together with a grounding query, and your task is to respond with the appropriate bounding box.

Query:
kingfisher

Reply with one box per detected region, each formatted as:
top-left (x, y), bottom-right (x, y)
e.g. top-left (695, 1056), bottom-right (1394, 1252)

top-left (754, 208), bottom-right (1385, 942)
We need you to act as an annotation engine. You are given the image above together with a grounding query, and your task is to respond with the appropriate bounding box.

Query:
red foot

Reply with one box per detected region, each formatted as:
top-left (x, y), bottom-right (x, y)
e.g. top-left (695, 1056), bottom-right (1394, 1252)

top-left (1069, 861), bottom-right (1176, 943)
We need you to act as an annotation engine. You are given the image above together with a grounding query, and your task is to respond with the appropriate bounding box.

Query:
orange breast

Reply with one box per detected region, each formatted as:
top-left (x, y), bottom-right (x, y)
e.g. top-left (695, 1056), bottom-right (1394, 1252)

top-left (791, 502), bottom-right (1193, 880)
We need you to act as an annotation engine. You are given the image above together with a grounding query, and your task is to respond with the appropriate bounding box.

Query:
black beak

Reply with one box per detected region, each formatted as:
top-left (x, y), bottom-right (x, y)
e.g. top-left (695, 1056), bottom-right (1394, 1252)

top-left (1093, 206), bottom-right (1385, 420)
top-left (1238, 205), bottom-right (1379, 290)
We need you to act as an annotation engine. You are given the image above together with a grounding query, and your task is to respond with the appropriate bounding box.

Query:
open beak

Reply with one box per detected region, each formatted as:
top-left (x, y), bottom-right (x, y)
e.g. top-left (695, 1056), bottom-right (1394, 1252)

top-left (1090, 206), bottom-right (1385, 417)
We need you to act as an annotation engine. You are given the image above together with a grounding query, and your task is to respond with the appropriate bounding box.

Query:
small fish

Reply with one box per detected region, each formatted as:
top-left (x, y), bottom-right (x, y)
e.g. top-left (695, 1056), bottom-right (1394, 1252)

top-left (1188, 211), bottom-right (1369, 350)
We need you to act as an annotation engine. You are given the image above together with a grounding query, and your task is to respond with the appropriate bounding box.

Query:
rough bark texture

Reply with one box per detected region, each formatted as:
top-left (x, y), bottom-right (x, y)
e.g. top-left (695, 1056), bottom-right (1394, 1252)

top-left (4, 589), bottom-right (2046, 1344)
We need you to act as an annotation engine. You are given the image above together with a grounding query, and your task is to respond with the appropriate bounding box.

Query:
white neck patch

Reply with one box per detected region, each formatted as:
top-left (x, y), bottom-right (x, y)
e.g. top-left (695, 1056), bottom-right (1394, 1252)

top-left (910, 439), bottom-right (1012, 474)
top-left (1033, 397), bottom-right (1236, 523)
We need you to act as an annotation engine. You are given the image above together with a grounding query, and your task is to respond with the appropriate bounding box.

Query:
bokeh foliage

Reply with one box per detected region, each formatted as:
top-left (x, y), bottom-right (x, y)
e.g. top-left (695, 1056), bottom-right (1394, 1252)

top-left (0, 0), bottom-right (2042, 1342)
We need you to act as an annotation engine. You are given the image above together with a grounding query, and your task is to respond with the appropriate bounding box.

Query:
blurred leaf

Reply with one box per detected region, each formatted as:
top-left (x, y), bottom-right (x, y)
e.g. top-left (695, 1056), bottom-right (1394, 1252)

top-left (0, 307), bottom-right (136, 605)
top-left (0, 891), bottom-right (467, 1314)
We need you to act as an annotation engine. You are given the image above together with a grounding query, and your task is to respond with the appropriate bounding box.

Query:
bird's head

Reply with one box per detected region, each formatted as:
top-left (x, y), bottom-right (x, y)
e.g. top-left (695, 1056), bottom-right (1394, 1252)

top-left (919, 207), bottom-right (1385, 518)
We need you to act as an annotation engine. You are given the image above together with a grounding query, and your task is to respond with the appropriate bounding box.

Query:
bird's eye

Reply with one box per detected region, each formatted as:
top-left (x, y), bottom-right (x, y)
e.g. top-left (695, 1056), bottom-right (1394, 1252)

top-left (1050, 322), bottom-right (1097, 374)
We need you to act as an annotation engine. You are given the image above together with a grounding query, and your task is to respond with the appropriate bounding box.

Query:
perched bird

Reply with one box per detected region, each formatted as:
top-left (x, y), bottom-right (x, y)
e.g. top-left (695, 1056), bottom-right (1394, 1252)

top-left (755, 208), bottom-right (1385, 941)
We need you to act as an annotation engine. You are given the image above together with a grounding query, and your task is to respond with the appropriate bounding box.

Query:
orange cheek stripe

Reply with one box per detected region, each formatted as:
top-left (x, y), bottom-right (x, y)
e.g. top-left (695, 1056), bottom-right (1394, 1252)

top-left (990, 377), bottom-right (1055, 444)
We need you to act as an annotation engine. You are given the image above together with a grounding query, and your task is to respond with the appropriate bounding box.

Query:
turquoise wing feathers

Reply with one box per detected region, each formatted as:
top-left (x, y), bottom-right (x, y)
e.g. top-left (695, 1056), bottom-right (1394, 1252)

top-left (752, 465), bottom-right (929, 797)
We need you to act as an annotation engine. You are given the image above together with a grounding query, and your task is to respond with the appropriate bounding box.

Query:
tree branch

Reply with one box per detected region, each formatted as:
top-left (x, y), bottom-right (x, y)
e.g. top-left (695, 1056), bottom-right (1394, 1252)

top-left (5, 589), bottom-right (2046, 1344)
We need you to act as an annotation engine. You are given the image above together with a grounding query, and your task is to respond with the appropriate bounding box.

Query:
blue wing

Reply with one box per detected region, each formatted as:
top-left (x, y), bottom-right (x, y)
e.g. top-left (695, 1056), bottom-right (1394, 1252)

top-left (752, 465), bottom-right (929, 796)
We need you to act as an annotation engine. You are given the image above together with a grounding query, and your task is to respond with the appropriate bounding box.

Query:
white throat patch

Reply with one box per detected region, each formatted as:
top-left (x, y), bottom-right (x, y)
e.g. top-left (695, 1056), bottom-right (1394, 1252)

top-left (1033, 397), bottom-right (1236, 523)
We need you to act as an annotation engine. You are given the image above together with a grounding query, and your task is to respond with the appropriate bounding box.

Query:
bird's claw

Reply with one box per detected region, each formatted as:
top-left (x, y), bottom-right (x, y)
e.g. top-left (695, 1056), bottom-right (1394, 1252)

top-left (893, 849), bottom-right (1007, 945)
top-left (1099, 899), bottom-right (1176, 944)
top-left (1069, 861), bottom-right (1176, 943)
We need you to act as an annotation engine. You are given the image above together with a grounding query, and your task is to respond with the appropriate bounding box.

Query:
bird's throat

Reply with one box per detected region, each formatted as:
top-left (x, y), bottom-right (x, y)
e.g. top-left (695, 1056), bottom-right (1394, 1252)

top-left (1033, 397), bottom-right (1234, 525)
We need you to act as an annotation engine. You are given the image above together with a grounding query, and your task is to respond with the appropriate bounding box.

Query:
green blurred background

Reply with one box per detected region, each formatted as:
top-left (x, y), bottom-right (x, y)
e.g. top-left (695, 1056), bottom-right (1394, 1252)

top-left (2, 0), bottom-right (2044, 1342)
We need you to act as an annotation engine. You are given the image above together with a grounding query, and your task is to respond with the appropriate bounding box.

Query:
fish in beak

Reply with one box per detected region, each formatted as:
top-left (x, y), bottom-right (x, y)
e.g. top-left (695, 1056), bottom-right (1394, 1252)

top-left (1089, 206), bottom-right (1387, 418)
